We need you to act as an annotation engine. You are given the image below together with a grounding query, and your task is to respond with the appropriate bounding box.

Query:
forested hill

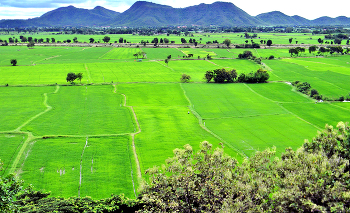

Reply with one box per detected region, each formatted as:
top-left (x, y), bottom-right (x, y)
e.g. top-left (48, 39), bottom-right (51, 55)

top-left (1, 1), bottom-right (350, 27)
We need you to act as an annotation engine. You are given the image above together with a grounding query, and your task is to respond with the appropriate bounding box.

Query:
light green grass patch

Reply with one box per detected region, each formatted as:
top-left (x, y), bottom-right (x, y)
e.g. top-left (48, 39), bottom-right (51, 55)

top-left (139, 48), bottom-right (185, 60)
top-left (247, 82), bottom-right (314, 103)
top-left (168, 60), bottom-right (219, 82)
top-left (282, 102), bottom-right (350, 128)
top-left (182, 83), bottom-right (287, 119)
top-left (22, 85), bottom-right (135, 136)
top-left (208, 59), bottom-right (261, 74)
top-left (205, 114), bottom-right (319, 157)
top-left (20, 137), bottom-right (83, 197)
top-left (101, 48), bottom-right (141, 60)
top-left (80, 136), bottom-right (136, 199)
top-left (86, 61), bottom-right (179, 83)
top-left (0, 134), bottom-right (26, 175)
top-left (0, 86), bottom-right (55, 131)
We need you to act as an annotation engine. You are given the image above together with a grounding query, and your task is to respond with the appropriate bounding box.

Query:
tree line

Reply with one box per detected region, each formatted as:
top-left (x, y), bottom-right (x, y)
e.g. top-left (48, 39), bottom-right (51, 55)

top-left (205, 68), bottom-right (269, 83)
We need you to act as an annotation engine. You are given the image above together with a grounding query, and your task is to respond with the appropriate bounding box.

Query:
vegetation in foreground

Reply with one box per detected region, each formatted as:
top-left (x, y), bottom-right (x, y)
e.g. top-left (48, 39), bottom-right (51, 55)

top-left (1, 122), bottom-right (350, 212)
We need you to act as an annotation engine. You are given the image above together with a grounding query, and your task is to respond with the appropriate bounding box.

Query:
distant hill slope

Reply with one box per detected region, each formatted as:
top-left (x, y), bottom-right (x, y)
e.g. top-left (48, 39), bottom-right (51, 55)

top-left (0, 1), bottom-right (350, 27)
top-left (0, 5), bottom-right (120, 27)
top-left (110, 1), bottom-right (262, 27)
top-left (256, 11), bottom-right (311, 26)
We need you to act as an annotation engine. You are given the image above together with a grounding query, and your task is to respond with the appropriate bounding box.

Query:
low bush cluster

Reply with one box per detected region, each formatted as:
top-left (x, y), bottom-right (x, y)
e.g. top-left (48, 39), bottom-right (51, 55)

top-left (205, 68), bottom-right (269, 84)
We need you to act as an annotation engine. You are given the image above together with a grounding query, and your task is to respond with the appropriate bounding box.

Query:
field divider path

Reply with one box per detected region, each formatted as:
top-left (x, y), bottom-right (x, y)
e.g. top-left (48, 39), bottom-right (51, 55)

top-left (180, 83), bottom-right (248, 158)
top-left (8, 85), bottom-right (61, 174)
top-left (154, 61), bottom-right (175, 71)
top-left (244, 84), bottom-right (322, 130)
top-left (113, 84), bottom-right (141, 196)
top-left (78, 137), bottom-right (88, 197)
top-left (84, 63), bottom-right (93, 83)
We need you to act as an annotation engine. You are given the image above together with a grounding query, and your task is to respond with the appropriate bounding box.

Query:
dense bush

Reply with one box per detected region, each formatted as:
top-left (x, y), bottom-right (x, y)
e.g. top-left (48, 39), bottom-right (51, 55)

top-left (205, 68), bottom-right (237, 83)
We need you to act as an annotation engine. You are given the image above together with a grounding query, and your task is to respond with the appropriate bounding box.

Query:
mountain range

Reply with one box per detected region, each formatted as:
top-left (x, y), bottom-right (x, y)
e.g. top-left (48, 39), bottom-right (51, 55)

top-left (1, 1), bottom-right (350, 28)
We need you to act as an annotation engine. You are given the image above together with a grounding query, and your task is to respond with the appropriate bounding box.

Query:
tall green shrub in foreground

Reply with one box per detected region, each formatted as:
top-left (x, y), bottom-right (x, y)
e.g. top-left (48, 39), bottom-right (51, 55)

top-left (140, 122), bottom-right (350, 212)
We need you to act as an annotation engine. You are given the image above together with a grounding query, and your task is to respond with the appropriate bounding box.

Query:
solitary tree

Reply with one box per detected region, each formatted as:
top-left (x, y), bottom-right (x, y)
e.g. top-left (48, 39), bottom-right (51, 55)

top-left (102, 36), bottom-right (111, 43)
top-left (119, 37), bottom-right (124, 43)
top-left (66, 72), bottom-right (77, 83)
top-left (27, 41), bottom-right (35, 48)
top-left (266, 39), bottom-right (272, 47)
top-left (223, 39), bottom-right (231, 48)
top-left (180, 74), bottom-right (191, 83)
top-left (89, 38), bottom-right (95, 43)
top-left (10, 59), bottom-right (17, 66)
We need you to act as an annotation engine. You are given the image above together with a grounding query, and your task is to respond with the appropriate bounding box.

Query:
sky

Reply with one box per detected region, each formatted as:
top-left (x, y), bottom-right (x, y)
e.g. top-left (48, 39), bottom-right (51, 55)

top-left (0, 0), bottom-right (349, 20)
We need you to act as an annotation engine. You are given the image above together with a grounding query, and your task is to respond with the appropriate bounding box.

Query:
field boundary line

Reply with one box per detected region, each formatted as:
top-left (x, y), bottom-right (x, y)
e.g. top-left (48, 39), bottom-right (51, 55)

top-left (98, 47), bottom-right (114, 59)
top-left (179, 83), bottom-right (247, 158)
top-left (15, 85), bottom-right (60, 131)
top-left (113, 84), bottom-right (142, 195)
top-left (84, 63), bottom-right (92, 83)
top-left (154, 60), bottom-right (175, 71)
top-left (78, 137), bottom-right (88, 197)
top-left (243, 83), bottom-right (322, 130)
top-left (8, 86), bottom-right (60, 174)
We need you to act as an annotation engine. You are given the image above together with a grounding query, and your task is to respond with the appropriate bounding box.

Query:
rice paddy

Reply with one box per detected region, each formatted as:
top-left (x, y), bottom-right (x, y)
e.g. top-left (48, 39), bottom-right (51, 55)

top-left (1, 42), bottom-right (350, 199)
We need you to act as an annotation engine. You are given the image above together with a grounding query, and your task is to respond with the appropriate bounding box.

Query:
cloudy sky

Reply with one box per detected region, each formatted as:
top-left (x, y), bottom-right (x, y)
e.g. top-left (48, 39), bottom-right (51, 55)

top-left (0, 0), bottom-right (349, 20)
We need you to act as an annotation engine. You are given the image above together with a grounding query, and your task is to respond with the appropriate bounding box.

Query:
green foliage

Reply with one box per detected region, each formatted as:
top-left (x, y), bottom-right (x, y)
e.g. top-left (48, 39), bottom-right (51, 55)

top-left (66, 72), bottom-right (77, 83)
top-left (140, 142), bottom-right (237, 212)
top-left (205, 68), bottom-right (237, 83)
top-left (140, 124), bottom-right (350, 212)
top-left (15, 188), bottom-right (142, 212)
top-left (238, 50), bottom-right (253, 59)
top-left (0, 160), bottom-right (23, 212)
top-left (102, 36), bottom-right (111, 43)
top-left (223, 39), bottom-right (231, 47)
top-left (10, 59), bottom-right (17, 66)
top-left (237, 68), bottom-right (269, 83)
top-left (180, 73), bottom-right (191, 83)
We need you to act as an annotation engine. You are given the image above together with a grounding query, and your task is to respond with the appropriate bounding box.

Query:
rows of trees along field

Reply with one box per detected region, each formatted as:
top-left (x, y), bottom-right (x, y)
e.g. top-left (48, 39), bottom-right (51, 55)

top-left (2, 122), bottom-right (350, 212)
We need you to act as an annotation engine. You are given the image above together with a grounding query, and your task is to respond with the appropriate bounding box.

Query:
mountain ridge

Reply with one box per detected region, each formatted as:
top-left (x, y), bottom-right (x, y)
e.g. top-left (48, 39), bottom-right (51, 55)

top-left (0, 1), bottom-right (349, 27)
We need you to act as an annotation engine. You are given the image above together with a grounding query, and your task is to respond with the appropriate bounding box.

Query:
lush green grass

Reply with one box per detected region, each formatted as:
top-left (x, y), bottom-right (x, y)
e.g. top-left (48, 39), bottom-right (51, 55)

top-left (86, 61), bottom-right (179, 83)
top-left (101, 47), bottom-right (141, 60)
top-left (281, 102), bottom-right (350, 128)
top-left (0, 86), bottom-right (54, 131)
top-left (117, 83), bottom-right (243, 172)
top-left (264, 59), bottom-right (350, 98)
top-left (19, 136), bottom-right (136, 199)
top-left (140, 48), bottom-right (185, 60)
top-left (182, 83), bottom-right (319, 156)
top-left (0, 134), bottom-right (26, 175)
top-left (182, 83), bottom-right (287, 119)
top-left (22, 85), bottom-right (135, 136)
top-left (1, 43), bottom-right (350, 200)
top-left (208, 59), bottom-right (261, 74)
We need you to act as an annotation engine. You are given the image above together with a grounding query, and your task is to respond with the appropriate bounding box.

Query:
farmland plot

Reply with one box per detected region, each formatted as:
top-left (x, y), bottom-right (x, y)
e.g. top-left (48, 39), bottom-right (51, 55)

top-left (22, 85), bottom-right (135, 136)
top-left (117, 83), bottom-right (243, 172)
top-left (19, 136), bottom-right (136, 199)
top-left (0, 134), bottom-right (26, 175)
top-left (182, 83), bottom-right (319, 156)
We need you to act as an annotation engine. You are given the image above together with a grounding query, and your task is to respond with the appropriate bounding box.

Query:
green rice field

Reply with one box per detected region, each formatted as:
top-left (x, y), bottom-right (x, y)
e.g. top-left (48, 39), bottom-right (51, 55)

top-left (1, 43), bottom-right (350, 199)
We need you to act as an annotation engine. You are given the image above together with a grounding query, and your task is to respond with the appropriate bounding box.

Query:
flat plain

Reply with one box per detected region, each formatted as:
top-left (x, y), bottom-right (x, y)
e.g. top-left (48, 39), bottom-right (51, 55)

top-left (1, 37), bottom-right (350, 199)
